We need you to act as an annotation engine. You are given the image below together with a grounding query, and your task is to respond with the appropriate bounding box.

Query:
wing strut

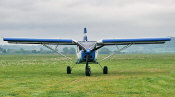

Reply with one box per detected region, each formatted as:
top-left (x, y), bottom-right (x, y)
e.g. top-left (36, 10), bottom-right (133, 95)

top-left (98, 44), bottom-right (132, 62)
top-left (43, 44), bottom-right (73, 63)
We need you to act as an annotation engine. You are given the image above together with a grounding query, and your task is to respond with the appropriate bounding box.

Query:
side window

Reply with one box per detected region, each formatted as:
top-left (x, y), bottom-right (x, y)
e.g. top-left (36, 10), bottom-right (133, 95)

top-left (79, 46), bottom-right (82, 50)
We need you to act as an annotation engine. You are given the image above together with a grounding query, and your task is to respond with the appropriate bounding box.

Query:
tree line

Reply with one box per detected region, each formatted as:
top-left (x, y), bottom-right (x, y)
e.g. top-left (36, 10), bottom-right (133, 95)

top-left (0, 46), bottom-right (113, 55)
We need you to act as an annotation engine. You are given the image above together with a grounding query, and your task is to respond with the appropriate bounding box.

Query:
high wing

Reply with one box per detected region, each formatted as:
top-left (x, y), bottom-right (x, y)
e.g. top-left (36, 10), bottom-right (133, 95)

top-left (97, 38), bottom-right (171, 45)
top-left (3, 38), bottom-right (76, 45)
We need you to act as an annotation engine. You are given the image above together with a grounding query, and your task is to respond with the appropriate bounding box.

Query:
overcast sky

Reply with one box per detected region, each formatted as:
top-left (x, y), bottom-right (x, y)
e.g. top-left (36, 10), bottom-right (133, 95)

top-left (0, 0), bottom-right (175, 44)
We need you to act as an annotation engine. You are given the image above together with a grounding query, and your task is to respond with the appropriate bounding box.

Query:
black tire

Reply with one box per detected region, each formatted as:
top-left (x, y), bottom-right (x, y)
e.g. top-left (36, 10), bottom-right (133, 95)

top-left (85, 66), bottom-right (91, 76)
top-left (67, 66), bottom-right (71, 74)
top-left (103, 66), bottom-right (108, 74)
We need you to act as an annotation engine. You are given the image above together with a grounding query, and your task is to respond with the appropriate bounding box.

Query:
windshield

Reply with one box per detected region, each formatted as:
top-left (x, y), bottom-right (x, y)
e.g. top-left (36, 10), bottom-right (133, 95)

top-left (78, 41), bottom-right (97, 50)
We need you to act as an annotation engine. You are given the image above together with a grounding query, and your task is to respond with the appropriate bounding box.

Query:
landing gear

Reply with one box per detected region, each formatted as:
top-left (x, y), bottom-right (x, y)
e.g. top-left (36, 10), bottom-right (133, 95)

top-left (85, 66), bottom-right (91, 76)
top-left (67, 66), bottom-right (71, 74)
top-left (85, 55), bottom-right (91, 76)
top-left (85, 61), bottom-right (91, 76)
top-left (103, 66), bottom-right (108, 74)
top-left (97, 62), bottom-right (108, 74)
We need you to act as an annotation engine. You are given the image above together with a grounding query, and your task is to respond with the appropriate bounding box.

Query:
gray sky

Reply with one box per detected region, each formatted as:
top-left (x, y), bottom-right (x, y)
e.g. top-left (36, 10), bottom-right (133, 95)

top-left (0, 0), bottom-right (175, 44)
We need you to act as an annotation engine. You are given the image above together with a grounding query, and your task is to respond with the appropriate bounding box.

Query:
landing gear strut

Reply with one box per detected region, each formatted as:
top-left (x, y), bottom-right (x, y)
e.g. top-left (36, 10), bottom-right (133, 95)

top-left (85, 55), bottom-right (91, 76)
top-left (85, 62), bottom-right (91, 76)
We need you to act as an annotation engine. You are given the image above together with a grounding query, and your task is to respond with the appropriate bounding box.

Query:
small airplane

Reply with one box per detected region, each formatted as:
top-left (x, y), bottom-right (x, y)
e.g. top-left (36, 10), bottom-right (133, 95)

top-left (3, 28), bottom-right (171, 76)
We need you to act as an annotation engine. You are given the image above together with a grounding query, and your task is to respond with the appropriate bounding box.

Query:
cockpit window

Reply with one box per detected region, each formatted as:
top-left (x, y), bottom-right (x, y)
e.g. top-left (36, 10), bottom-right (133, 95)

top-left (78, 41), bottom-right (96, 50)
top-left (79, 46), bottom-right (82, 50)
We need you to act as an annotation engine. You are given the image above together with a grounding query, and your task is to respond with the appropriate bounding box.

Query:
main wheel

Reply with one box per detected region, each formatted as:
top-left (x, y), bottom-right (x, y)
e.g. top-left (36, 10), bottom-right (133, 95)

top-left (67, 66), bottom-right (71, 74)
top-left (85, 66), bottom-right (91, 76)
top-left (103, 66), bottom-right (108, 74)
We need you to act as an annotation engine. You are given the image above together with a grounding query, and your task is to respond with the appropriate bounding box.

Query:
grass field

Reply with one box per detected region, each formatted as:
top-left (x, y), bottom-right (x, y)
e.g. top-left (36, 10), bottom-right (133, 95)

top-left (0, 54), bottom-right (175, 97)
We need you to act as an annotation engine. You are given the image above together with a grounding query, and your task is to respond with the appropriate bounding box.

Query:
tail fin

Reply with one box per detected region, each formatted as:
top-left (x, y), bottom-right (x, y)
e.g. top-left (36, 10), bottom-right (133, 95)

top-left (83, 28), bottom-right (88, 41)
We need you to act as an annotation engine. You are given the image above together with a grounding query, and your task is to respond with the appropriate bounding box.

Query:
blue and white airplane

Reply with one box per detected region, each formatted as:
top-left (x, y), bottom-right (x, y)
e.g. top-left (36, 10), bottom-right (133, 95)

top-left (3, 28), bottom-right (171, 76)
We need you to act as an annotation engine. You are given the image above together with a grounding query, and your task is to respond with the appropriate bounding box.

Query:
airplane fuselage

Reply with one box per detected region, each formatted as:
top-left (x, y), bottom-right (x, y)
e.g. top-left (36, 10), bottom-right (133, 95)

top-left (76, 41), bottom-right (98, 64)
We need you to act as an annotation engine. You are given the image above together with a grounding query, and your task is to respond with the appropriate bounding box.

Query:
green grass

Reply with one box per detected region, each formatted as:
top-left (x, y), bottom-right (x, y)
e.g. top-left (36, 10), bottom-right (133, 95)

top-left (0, 54), bottom-right (175, 97)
